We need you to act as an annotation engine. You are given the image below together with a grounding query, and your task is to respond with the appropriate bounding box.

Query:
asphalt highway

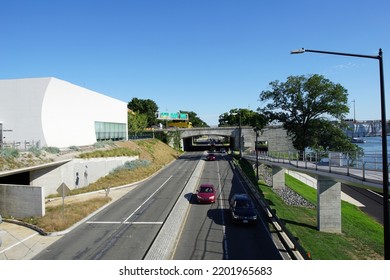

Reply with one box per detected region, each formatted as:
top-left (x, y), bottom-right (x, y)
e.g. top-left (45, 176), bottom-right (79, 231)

top-left (33, 152), bottom-right (284, 260)
top-left (33, 152), bottom-right (204, 260)
top-left (173, 153), bottom-right (283, 260)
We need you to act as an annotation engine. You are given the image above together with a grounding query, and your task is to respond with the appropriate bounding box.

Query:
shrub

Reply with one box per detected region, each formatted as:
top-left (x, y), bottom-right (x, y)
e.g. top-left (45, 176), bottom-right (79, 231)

top-left (69, 145), bottom-right (80, 151)
top-left (93, 140), bottom-right (115, 149)
top-left (111, 159), bottom-right (151, 173)
top-left (28, 146), bottom-right (42, 157)
top-left (78, 147), bottom-right (138, 158)
top-left (0, 147), bottom-right (20, 158)
top-left (43, 146), bottom-right (61, 154)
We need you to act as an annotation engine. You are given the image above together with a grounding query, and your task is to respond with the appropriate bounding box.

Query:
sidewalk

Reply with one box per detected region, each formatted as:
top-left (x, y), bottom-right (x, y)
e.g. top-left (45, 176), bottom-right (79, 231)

top-left (0, 184), bottom-right (138, 260)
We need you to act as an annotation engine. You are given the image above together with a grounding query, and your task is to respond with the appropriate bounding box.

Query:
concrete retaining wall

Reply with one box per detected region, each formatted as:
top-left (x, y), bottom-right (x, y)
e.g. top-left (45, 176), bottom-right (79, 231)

top-left (0, 156), bottom-right (139, 218)
top-left (30, 156), bottom-right (139, 195)
top-left (0, 184), bottom-right (45, 218)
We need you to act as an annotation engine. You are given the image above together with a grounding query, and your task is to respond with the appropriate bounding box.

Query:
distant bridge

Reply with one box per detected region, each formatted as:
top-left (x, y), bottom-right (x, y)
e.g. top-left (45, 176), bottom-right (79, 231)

top-left (161, 125), bottom-right (296, 152)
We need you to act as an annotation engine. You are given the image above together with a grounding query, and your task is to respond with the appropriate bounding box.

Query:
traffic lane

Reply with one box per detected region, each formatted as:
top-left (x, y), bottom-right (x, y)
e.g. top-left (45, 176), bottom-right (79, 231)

top-left (224, 215), bottom-right (283, 260)
top-left (34, 153), bottom-right (202, 260)
top-left (94, 171), bottom-right (199, 260)
top-left (223, 158), bottom-right (282, 260)
top-left (173, 153), bottom-right (282, 259)
top-left (174, 187), bottom-right (223, 259)
top-left (173, 154), bottom-right (226, 259)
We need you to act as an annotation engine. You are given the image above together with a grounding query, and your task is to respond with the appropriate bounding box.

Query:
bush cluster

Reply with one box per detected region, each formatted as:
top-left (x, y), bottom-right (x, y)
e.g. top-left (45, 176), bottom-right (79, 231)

top-left (43, 146), bottom-right (61, 154)
top-left (0, 147), bottom-right (20, 158)
top-left (78, 147), bottom-right (138, 158)
top-left (111, 159), bottom-right (151, 173)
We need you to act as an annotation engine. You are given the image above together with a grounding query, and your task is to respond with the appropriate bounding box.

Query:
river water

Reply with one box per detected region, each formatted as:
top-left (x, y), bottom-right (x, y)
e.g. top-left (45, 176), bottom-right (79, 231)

top-left (353, 136), bottom-right (390, 170)
top-left (355, 136), bottom-right (390, 153)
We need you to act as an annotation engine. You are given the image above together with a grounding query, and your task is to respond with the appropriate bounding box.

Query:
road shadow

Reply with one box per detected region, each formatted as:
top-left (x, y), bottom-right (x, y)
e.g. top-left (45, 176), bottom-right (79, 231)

top-left (184, 192), bottom-right (194, 202)
top-left (280, 218), bottom-right (317, 230)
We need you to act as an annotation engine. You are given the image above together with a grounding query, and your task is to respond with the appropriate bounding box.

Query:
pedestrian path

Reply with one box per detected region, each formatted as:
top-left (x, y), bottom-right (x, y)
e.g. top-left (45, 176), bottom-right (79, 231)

top-left (245, 153), bottom-right (385, 191)
top-left (286, 170), bottom-right (365, 207)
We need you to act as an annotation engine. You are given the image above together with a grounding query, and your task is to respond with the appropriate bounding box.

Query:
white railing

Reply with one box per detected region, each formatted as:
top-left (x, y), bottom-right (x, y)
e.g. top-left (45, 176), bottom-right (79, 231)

top-left (0, 140), bottom-right (41, 151)
top-left (245, 150), bottom-right (387, 185)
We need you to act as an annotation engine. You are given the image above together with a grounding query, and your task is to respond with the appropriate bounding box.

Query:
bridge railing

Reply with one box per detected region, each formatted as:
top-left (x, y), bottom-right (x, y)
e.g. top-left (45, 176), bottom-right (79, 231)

top-left (246, 150), bottom-right (387, 184)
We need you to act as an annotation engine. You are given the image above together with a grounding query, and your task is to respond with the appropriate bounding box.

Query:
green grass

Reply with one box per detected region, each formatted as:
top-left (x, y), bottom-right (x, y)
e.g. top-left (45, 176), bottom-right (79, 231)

top-left (238, 158), bottom-right (384, 259)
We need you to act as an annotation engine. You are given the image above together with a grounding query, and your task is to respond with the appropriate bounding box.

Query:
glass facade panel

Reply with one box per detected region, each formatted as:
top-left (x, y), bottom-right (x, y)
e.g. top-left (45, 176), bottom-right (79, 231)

top-left (95, 121), bottom-right (127, 141)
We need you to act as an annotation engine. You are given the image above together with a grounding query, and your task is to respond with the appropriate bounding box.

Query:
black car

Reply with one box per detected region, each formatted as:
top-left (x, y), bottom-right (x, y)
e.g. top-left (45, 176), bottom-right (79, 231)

top-left (229, 194), bottom-right (258, 224)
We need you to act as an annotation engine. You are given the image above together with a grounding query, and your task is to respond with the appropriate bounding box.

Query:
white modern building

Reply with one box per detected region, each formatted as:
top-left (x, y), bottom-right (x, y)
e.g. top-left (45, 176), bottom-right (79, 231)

top-left (0, 77), bottom-right (128, 148)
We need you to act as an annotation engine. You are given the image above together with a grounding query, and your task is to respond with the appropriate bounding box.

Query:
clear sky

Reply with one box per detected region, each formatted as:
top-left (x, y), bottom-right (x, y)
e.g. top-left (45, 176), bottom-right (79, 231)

top-left (1, 0), bottom-right (389, 126)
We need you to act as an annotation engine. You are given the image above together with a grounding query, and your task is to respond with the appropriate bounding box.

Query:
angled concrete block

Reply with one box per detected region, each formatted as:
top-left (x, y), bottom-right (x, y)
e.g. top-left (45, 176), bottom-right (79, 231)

top-left (317, 176), bottom-right (341, 233)
top-left (272, 166), bottom-right (285, 189)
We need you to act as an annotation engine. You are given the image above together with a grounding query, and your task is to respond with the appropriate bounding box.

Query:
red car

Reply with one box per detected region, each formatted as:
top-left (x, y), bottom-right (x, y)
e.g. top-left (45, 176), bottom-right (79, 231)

top-left (196, 183), bottom-right (216, 203)
top-left (206, 153), bottom-right (216, 161)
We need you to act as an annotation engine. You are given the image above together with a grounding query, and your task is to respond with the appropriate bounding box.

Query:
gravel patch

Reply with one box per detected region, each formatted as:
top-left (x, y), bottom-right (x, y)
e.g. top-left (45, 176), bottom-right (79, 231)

top-left (274, 186), bottom-right (316, 209)
top-left (257, 163), bottom-right (315, 209)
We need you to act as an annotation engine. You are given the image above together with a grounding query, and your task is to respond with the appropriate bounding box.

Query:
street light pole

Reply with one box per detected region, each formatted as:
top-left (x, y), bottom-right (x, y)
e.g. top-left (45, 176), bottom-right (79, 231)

top-left (291, 48), bottom-right (389, 260)
top-left (239, 113), bottom-right (242, 158)
top-left (232, 112), bottom-right (242, 158)
top-left (255, 129), bottom-right (259, 181)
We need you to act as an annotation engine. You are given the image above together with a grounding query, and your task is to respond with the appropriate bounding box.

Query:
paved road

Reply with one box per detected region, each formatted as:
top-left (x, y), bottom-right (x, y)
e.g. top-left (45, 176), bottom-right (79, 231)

top-left (2, 152), bottom-right (287, 260)
top-left (33, 152), bottom-right (203, 260)
top-left (341, 184), bottom-right (384, 225)
top-left (173, 153), bottom-right (283, 260)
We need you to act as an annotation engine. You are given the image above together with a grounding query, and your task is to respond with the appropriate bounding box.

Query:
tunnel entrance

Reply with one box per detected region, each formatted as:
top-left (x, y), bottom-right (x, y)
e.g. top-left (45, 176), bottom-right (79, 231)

top-left (183, 135), bottom-right (233, 152)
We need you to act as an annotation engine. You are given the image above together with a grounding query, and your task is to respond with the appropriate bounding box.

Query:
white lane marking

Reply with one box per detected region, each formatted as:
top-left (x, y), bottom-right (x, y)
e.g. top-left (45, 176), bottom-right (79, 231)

top-left (0, 232), bottom-right (38, 254)
top-left (86, 221), bottom-right (122, 224)
top-left (124, 175), bottom-right (173, 223)
top-left (87, 176), bottom-right (173, 225)
top-left (87, 221), bottom-right (163, 225)
top-left (124, 222), bottom-right (163, 225)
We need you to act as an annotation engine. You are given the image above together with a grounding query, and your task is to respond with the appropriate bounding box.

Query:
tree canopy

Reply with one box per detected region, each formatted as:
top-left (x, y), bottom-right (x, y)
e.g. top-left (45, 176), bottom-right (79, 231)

top-left (127, 98), bottom-right (158, 127)
top-left (258, 74), bottom-right (356, 152)
top-left (127, 110), bottom-right (148, 134)
top-left (218, 108), bottom-right (268, 130)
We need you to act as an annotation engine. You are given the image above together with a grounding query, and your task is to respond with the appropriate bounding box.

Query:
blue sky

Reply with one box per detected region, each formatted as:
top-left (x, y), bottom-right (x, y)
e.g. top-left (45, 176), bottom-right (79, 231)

top-left (1, 0), bottom-right (389, 126)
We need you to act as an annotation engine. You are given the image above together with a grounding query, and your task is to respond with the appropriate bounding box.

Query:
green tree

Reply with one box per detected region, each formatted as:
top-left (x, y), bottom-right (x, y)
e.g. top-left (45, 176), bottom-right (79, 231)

top-left (127, 98), bottom-right (158, 127)
top-left (128, 111), bottom-right (148, 134)
top-left (310, 119), bottom-right (359, 152)
top-left (218, 108), bottom-right (268, 130)
top-left (258, 74), bottom-right (355, 152)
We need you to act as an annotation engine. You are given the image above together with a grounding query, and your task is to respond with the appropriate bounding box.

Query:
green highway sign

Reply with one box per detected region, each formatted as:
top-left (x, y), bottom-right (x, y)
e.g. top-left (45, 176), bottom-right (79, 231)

top-left (157, 112), bottom-right (188, 120)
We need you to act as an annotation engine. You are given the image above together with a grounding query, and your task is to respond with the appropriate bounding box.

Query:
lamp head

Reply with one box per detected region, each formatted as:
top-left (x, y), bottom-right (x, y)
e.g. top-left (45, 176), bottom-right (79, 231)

top-left (290, 48), bottom-right (305, 54)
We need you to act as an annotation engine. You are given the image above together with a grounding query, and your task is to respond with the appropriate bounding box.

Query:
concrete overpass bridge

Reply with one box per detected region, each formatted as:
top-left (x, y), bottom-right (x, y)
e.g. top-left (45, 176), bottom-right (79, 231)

top-left (167, 125), bottom-right (295, 152)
